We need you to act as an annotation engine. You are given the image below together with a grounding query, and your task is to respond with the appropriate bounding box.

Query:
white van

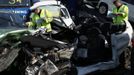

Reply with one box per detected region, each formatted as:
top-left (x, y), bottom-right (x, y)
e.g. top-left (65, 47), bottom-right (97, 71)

top-left (97, 0), bottom-right (134, 22)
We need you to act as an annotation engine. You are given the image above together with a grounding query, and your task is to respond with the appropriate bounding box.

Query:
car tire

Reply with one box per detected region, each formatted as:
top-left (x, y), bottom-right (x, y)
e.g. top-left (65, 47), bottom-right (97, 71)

top-left (132, 46), bottom-right (134, 74)
top-left (99, 3), bottom-right (108, 16)
top-left (124, 47), bottom-right (131, 69)
top-left (120, 47), bottom-right (131, 70)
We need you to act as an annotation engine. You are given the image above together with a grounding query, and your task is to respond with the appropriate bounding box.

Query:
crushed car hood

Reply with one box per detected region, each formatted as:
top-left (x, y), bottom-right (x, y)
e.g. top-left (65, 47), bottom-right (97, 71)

top-left (0, 28), bottom-right (34, 39)
top-left (0, 28), bottom-right (20, 35)
top-left (0, 28), bottom-right (34, 72)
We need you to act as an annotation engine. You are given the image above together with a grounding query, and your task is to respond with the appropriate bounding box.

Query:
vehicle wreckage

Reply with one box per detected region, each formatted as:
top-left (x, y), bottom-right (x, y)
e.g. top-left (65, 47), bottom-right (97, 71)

top-left (0, 1), bottom-right (133, 75)
top-left (72, 16), bottom-right (133, 75)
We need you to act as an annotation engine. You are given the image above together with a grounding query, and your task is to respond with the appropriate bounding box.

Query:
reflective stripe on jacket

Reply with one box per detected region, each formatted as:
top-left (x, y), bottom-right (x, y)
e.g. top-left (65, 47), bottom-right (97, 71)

top-left (112, 4), bottom-right (128, 25)
top-left (29, 9), bottom-right (53, 32)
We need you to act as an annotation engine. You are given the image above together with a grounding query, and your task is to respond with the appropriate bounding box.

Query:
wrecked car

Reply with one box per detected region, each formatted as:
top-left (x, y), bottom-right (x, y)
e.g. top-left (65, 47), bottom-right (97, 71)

top-left (71, 15), bottom-right (133, 75)
top-left (0, 12), bottom-right (31, 73)
top-left (0, 1), bottom-right (77, 75)
top-left (0, 1), bottom-right (133, 74)
top-left (0, 14), bottom-right (77, 75)
top-left (19, 27), bottom-right (78, 75)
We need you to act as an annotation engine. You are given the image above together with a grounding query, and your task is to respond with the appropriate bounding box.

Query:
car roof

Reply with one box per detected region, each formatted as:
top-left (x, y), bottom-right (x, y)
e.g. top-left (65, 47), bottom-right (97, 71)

top-left (30, 1), bottom-right (61, 10)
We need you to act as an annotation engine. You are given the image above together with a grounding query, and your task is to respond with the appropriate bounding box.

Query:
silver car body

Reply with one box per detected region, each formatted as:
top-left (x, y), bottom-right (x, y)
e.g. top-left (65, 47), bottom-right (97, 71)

top-left (76, 20), bottom-right (133, 75)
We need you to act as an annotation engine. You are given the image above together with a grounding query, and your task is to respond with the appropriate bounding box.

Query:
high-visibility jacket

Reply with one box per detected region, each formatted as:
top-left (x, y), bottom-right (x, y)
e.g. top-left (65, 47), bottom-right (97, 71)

top-left (28, 9), bottom-right (53, 32)
top-left (112, 4), bottom-right (129, 25)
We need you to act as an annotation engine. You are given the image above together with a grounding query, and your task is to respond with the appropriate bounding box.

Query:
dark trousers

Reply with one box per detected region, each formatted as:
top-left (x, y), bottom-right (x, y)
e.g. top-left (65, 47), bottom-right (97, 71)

top-left (100, 22), bottom-right (126, 34)
top-left (110, 25), bottom-right (126, 34)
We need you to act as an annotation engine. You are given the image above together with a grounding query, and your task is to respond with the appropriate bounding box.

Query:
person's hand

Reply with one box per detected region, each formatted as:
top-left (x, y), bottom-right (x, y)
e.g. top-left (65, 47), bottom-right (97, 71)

top-left (111, 13), bottom-right (117, 16)
top-left (36, 28), bottom-right (47, 34)
top-left (107, 12), bottom-right (117, 17)
top-left (25, 22), bottom-right (30, 26)
top-left (116, 13), bottom-right (123, 16)
top-left (112, 13), bottom-right (122, 16)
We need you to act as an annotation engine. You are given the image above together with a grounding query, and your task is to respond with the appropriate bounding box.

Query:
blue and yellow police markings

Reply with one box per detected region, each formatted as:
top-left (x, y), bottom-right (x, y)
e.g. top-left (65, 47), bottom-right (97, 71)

top-left (9, 0), bottom-right (22, 4)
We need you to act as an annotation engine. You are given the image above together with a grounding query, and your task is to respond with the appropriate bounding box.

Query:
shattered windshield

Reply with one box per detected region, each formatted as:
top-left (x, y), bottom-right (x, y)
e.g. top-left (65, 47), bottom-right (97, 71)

top-left (0, 13), bottom-right (25, 29)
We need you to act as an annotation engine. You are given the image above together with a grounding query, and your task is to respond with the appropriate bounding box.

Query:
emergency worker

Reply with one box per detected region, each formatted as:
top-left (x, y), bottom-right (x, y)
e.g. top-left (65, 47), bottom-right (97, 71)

top-left (26, 8), bottom-right (53, 33)
top-left (111, 0), bottom-right (129, 33)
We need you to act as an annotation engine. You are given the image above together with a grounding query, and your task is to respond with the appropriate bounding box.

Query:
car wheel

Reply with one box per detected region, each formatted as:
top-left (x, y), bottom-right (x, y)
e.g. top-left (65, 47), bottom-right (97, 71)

top-left (99, 3), bottom-right (108, 16)
top-left (120, 47), bottom-right (131, 70)
top-left (132, 45), bottom-right (134, 74)
top-left (124, 47), bottom-right (131, 69)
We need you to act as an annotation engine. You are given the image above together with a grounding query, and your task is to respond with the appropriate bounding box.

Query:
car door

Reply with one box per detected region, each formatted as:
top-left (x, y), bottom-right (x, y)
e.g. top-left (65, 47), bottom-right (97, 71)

top-left (121, 0), bottom-right (134, 22)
